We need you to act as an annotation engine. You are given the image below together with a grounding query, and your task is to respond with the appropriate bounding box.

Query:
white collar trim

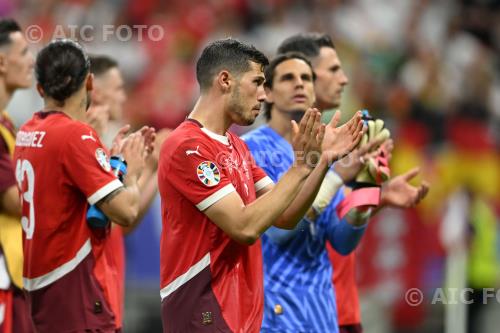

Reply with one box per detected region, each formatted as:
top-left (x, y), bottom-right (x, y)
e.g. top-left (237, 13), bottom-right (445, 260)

top-left (201, 127), bottom-right (229, 145)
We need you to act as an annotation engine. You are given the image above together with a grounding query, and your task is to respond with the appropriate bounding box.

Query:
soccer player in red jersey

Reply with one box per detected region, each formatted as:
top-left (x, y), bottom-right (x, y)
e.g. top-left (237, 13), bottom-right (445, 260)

top-left (0, 18), bottom-right (34, 333)
top-left (86, 54), bottom-right (166, 331)
top-left (158, 38), bottom-right (365, 332)
top-left (13, 39), bottom-right (150, 332)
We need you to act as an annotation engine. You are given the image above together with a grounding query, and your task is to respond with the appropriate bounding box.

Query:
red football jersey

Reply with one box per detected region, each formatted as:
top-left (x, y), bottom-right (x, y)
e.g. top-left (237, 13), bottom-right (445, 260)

top-left (103, 224), bottom-right (125, 328)
top-left (327, 244), bottom-right (361, 326)
top-left (158, 120), bottom-right (273, 333)
top-left (13, 111), bottom-right (123, 331)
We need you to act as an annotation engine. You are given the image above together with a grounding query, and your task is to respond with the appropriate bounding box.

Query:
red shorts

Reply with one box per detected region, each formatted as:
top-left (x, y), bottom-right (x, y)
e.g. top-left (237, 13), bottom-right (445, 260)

top-left (0, 289), bottom-right (13, 333)
top-left (27, 254), bottom-right (116, 332)
top-left (0, 285), bottom-right (34, 333)
top-left (12, 287), bottom-right (34, 333)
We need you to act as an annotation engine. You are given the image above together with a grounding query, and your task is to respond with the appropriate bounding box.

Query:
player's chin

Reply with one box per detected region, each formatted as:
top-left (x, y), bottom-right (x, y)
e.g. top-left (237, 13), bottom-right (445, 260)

top-left (237, 115), bottom-right (257, 126)
top-left (17, 78), bottom-right (32, 89)
top-left (321, 99), bottom-right (339, 110)
top-left (241, 117), bottom-right (256, 126)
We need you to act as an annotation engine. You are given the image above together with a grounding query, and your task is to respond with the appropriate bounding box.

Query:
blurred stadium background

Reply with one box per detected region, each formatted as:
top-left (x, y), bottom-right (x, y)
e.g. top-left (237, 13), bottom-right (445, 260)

top-left (3, 0), bottom-right (500, 332)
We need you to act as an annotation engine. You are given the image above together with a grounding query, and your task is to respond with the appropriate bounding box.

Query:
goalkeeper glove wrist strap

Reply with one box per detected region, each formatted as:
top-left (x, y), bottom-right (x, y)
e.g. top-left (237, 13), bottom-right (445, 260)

top-left (336, 187), bottom-right (380, 219)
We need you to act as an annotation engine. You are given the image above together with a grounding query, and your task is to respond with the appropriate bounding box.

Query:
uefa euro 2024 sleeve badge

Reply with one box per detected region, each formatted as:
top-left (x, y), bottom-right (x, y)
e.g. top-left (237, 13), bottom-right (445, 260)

top-left (197, 161), bottom-right (220, 187)
top-left (95, 148), bottom-right (111, 172)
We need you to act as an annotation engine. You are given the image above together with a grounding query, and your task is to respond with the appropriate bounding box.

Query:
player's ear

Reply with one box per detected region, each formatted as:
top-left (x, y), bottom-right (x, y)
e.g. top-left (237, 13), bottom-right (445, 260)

top-left (217, 70), bottom-right (231, 93)
top-left (36, 83), bottom-right (44, 97)
top-left (85, 73), bottom-right (94, 92)
top-left (264, 86), bottom-right (273, 103)
top-left (0, 52), bottom-right (7, 74)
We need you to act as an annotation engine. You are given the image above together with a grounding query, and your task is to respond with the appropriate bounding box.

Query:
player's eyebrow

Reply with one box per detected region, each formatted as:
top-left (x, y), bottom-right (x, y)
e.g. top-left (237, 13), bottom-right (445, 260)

top-left (253, 75), bottom-right (265, 85)
top-left (279, 73), bottom-right (295, 81)
top-left (301, 73), bottom-right (312, 81)
top-left (330, 64), bottom-right (340, 72)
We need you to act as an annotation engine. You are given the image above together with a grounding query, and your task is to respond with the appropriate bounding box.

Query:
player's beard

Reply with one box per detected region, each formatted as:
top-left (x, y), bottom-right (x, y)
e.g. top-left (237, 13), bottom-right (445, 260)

top-left (228, 84), bottom-right (255, 126)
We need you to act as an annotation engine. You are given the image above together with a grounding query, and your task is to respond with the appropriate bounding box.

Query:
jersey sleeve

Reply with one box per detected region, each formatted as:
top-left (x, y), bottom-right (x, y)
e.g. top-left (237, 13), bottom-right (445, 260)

top-left (167, 140), bottom-right (236, 211)
top-left (249, 153), bottom-right (273, 192)
top-left (243, 137), bottom-right (274, 192)
top-left (62, 124), bottom-right (122, 205)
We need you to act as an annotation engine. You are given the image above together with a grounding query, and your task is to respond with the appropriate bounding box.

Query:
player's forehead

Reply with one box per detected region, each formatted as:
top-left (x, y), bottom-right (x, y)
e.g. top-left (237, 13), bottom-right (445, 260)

top-left (5, 31), bottom-right (28, 54)
top-left (315, 47), bottom-right (341, 69)
top-left (97, 67), bottom-right (123, 85)
top-left (275, 58), bottom-right (313, 78)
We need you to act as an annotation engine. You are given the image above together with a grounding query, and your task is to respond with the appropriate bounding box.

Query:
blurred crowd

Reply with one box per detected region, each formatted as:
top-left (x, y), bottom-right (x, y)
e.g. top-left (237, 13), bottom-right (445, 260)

top-left (2, 0), bottom-right (500, 332)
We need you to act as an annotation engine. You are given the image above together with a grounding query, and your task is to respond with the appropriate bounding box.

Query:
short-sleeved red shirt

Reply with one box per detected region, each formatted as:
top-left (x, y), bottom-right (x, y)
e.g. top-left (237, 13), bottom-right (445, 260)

top-left (0, 112), bottom-right (16, 192)
top-left (13, 111), bottom-right (123, 331)
top-left (327, 244), bottom-right (361, 326)
top-left (158, 120), bottom-right (272, 332)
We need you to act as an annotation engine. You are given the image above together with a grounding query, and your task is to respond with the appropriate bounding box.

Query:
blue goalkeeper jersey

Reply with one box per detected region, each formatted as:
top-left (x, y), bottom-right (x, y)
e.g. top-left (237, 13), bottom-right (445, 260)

top-left (243, 125), bottom-right (366, 333)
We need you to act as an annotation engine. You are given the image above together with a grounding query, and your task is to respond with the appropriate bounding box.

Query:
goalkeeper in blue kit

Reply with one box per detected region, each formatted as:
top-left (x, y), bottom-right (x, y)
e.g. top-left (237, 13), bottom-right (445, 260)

top-left (243, 51), bottom-right (429, 332)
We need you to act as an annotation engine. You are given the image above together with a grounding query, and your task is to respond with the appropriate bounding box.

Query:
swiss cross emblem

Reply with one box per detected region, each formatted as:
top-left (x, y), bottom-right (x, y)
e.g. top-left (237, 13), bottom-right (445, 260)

top-left (201, 311), bottom-right (213, 325)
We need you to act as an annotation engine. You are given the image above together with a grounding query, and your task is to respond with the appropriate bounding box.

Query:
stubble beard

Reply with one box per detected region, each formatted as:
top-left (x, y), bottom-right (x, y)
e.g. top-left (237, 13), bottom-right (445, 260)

top-left (229, 84), bottom-right (255, 126)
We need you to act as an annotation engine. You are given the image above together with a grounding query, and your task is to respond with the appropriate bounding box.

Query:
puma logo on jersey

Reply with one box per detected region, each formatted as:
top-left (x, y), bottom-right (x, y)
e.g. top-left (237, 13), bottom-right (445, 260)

top-left (186, 146), bottom-right (201, 156)
top-left (81, 132), bottom-right (96, 142)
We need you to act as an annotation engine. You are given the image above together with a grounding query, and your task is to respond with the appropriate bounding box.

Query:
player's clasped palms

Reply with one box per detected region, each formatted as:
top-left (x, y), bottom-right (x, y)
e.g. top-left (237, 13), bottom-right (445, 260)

top-left (321, 110), bottom-right (364, 164)
top-left (120, 132), bottom-right (146, 180)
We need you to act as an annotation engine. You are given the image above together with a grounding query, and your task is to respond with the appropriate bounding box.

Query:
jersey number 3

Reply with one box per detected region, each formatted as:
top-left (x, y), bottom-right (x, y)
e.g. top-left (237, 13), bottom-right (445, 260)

top-left (15, 159), bottom-right (35, 239)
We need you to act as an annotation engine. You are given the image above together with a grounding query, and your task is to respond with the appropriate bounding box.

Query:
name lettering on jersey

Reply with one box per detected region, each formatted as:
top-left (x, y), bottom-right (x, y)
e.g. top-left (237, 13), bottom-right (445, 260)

top-left (186, 146), bottom-right (201, 156)
top-left (81, 131), bottom-right (96, 142)
top-left (197, 161), bottom-right (220, 187)
top-left (95, 148), bottom-right (111, 172)
top-left (15, 131), bottom-right (46, 148)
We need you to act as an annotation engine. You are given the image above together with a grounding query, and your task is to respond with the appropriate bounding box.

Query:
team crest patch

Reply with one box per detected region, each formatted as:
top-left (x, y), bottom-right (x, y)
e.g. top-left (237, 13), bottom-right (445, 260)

top-left (95, 148), bottom-right (111, 172)
top-left (197, 161), bottom-right (220, 187)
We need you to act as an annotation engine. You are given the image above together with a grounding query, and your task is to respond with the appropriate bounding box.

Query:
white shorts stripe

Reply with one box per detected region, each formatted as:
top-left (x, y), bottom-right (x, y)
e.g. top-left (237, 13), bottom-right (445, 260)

top-left (23, 239), bottom-right (92, 291)
top-left (195, 184), bottom-right (235, 211)
top-left (160, 253), bottom-right (211, 300)
top-left (254, 176), bottom-right (273, 192)
top-left (87, 179), bottom-right (123, 205)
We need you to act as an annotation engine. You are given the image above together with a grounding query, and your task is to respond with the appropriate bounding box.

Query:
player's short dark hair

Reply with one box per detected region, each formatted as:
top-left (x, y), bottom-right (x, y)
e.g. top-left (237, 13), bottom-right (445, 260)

top-left (89, 55), bottom-right (118, 77)
top-left (196, 38), bottom-right (269, 91)
top-left (262, 52), bottom-right (315, 120)
top-left (35, 39), bottom-right (90, 103)
top-left (0, 19), bottom-right (21, 48)
top-left (277, 33), bottom-right (335, 60)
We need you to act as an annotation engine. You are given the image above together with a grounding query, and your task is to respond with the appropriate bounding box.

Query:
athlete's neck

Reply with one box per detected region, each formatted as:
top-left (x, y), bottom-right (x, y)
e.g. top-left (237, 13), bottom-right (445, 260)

top-left (0, 79), bottom-right (14, 112)
top-left (315, 99), bottom-right (336, 113)
top-left (189, 95), bottom-right (231, 135)
top-left (267, 107), bottom-right (304, 143)
top-left (42, 92), bottom-right (88, 122)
